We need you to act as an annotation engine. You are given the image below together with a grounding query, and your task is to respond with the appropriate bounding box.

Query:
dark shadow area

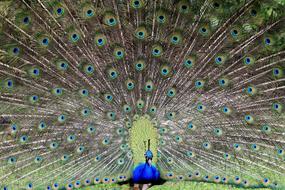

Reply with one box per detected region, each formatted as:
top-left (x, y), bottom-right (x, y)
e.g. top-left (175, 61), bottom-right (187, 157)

top-left (58, 178), bottom-right (278, 190)
top-left (118, 177), bottom-right (167, 187)
top-left (117, 177), bottom-right (167, 190)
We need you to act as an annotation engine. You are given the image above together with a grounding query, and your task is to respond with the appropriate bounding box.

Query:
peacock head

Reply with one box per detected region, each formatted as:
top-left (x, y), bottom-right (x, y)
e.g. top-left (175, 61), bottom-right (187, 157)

top-left (144, 150), bottom-right (153, 160)
top-left (144, 139), bottom-right (153, 164)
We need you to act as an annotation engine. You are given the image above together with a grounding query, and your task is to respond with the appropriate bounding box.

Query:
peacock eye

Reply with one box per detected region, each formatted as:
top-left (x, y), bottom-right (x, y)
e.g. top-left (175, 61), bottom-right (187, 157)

top-left (86, 9), bottom-right (94, 17)
top-left (52, 87), bottom-right (63, 96)
top-left (10, 124), bottom-right (18, 134)
top-left (32, 95), bottom-right (38, 100)
top-left (170, 32), bottom-right (182, 45)
top-left (28, 67), bottom-right (40, 78)
top-left (23, 16), bottom-right (30, 24)
top-left (94, 33), bottom-right (107, 47)
top-left (42, 38), bottom-right (49, 46)
top-left (175, 135), bottom-right (182, 143)
top-left (38, 121), bottom-right (47, 130)
top-left (67, 31), bottom-right (80, 43)
top-left (117, 158), bottom-right (125, 165)
top-left (57, 8), bottom-right (63, 14)
top-left (214, 128), bottom-right (223, 136)
top-left (135, 26), bottom-right (148, 40)
top-left (144, 81), bottom-right (154, 92)
top-left (107, 68), bottom-right (119, 80)
top-left (265, 38), bottom-right (271, 44)
top-left (8, 156), bottom-right (17, 164)
top-left (277, 149), bottom-right (283, 155)
top-left (213, 2), bottom-right (220, 8)
top-left (250, 9), bottom-right (257, 16)
top-left (20, 135), bottom-right (28, 143)
top-left (103, 13), bottom-right (117, 26)
top-left (151, 44), bottom-right (163, 57)
top-left (76, 146), bottom-right (85, 154)
top-left (54, 6), bottom-right (65, 17)
top-left (177, 1), bottom-right (190, 13)
top-left (203, 142), bottom-right (211, 149)
top-left (27, 183), bottom-right (33, 189)
top-left (167, 88), bottom-right (176, 98)
top-left (58, 114), bottom-right (66, 123)
top-left (53, 183), bottom-right (59, 188)
top-left (195, 80), bottom-right (205, 89)
top-left (156, 10), bottom-right (168, 24)
top-left (87, 9), bottom-right (92, 14)
top-left (85, 179), bottom-right (91, 184)
top-left (113, 47), bottom-right (125, 59)
top-left (125, 79), bottom-right (135, 90)
top-left (131, 0), bottom-right (144, 9)
top-left (273, 68), bottom-right (279, 75)
top-left (245, 85), bottom-right (257, 96)
top-left (81, 108), bottom-right (91, 117)
top-left (183, 55), bottom-right (196, 69)
top-left (60, 62), bottom-right (67, 69)
top-left (82, 64), bottom-right (94, 75)
top-left (34, 156), bottom-right (43, 163)
top-left (263, 178), bottom-right (269, 183)
top-left (104, 93), bottom-right (113, 102)
top-left (87, 125), bottom-right (96, 134)
top-left (106, 111), bottom-right (116, 120)
top-left (215, 57), bottom-right (222, 63)
top-left (72, 34), bottom-right (78, 40)
top-left (94, 177), bottom-right (100, 184)
top-left (158, 15), bottom-right (165, 22)
top-left (55, 60), bottom-right (68, 71)
top-left (230, 29), bottom-right (239, 37)
top-left (12, 47), bottom-right (20, 55)
top-left (87, 66), bottom-right (92, 71)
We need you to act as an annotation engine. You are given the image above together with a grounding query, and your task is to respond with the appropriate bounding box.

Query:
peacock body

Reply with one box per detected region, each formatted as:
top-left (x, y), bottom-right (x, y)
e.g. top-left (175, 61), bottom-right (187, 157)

top-left (0, 0), bottom-right (285, 189)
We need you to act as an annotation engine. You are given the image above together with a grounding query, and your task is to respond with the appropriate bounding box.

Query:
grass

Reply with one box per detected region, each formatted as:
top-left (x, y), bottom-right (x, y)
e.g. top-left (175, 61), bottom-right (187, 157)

top-left (72, 181), bottom-right (276, 190)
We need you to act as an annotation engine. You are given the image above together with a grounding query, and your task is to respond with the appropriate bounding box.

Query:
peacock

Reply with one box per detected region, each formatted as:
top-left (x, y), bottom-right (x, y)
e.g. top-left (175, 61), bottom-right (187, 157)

top-left (0, 0), bottom-right (285, 189)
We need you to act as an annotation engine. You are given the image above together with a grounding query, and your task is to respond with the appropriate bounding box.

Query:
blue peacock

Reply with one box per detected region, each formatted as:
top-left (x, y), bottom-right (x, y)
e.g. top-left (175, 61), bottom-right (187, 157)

top-left (0, 0), bottom-right (285, 189)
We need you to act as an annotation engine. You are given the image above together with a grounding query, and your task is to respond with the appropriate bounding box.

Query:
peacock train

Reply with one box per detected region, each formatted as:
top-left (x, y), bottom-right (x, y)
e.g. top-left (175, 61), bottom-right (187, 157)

top-left (0, 0), bottom-right (284, 189)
